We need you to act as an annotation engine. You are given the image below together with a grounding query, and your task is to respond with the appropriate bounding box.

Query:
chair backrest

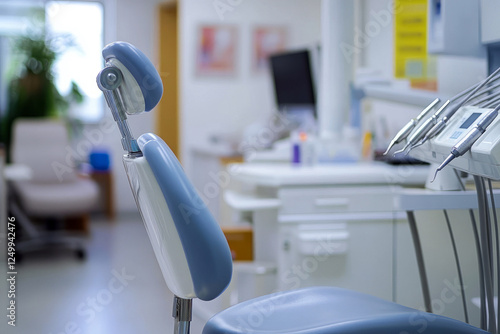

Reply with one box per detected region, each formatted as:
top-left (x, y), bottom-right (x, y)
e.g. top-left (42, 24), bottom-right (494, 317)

top-left (11, 118), bottom-right (76, 183)
top-left (135, 133), bottom-right (233, 301)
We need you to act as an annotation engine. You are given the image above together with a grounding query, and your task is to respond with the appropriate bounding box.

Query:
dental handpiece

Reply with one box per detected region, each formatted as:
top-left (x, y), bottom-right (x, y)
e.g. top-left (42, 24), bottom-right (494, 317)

top-left (411, 99), bottom-right (471, 149)
top-left (388, 68), bottom-right (500, 157)
top-left (383, 98), bottom-right (440, 155)
top-left (412, 115), bottom-right (450, 149)
top-left (431, 105), bottom-right (500, 182)
top-left (410, 79), bottom-right (500, 150)
top-left (395, 100), bottom-right (451, 155)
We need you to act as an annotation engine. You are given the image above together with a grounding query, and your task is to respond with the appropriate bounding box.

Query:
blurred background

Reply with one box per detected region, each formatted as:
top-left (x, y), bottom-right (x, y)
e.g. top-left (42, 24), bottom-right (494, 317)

top-left (0, 0), bottom-right (497, 333)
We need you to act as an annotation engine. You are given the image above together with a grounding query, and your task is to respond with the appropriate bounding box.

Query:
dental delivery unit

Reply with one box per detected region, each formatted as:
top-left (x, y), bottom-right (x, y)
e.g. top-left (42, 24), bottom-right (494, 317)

top-left (385, 66), bottom-right (500, 334)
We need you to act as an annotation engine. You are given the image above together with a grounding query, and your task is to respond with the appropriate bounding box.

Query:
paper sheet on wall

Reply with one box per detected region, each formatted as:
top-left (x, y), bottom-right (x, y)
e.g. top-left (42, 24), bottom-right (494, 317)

top-left (394, 0), bottom-right (437, 91)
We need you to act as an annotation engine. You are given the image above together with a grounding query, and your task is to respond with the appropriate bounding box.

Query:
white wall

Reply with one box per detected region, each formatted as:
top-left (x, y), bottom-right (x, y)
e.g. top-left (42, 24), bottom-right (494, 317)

top-left (98, 0), bottom-right (321, 212)
top-left (361, 0), bottom-right (487, 94)
top-left (96, 0), bottom-right (489, 212)
top-left (179, 0), bottom-right (321, 176)
top-left (97, 0), bottom-right (171, 212)
top-left (360, 0), bottom-right (487, 151)
top-left (360, 0), bottom-right (394, 80)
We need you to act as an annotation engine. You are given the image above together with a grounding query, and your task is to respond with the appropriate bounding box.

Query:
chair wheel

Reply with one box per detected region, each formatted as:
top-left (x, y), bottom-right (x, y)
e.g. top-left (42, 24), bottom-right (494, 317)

top-left (75, 249), bottom-right (86, 260)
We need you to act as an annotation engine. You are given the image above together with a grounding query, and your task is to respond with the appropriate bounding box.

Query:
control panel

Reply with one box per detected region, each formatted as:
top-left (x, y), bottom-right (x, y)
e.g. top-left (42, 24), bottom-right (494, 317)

top-left (411, 106), bottom-right (500, 179)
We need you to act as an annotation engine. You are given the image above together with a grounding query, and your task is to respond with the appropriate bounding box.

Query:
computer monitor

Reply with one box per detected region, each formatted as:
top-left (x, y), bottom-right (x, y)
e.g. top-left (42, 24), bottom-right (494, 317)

top-left (269, 49), bottom-right (317, 119)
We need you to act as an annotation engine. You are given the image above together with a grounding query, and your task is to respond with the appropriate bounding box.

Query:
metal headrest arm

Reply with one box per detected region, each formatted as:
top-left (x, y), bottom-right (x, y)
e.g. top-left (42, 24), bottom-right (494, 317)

top-left (97, 66), bottom-right (141, 155)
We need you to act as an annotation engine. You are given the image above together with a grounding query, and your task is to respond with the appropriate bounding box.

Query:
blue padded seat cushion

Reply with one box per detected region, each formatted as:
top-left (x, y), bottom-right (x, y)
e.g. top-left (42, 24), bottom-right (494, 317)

top-left (138, 133), bottom-right (232, 301)
top-left (203, 287), bottom-right (487, 334)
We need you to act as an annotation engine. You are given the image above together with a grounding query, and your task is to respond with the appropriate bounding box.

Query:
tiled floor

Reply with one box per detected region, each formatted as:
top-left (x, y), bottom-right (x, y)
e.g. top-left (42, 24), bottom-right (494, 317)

top-left (0, 213), bottom-right (206, 334)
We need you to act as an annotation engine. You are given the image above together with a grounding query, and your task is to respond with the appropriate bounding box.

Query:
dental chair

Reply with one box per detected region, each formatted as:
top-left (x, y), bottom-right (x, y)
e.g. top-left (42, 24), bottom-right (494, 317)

top-left (97, 42), bottom-right (487, 334)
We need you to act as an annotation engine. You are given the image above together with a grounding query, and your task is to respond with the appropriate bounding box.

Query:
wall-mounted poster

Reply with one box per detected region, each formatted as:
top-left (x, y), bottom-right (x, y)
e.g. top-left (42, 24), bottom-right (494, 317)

top-left (394, 0), bottom-right (436, 91)
top-left (252, 26), bottom-right (287, 72)
top-left (196, 25), bottom-right (237, 76)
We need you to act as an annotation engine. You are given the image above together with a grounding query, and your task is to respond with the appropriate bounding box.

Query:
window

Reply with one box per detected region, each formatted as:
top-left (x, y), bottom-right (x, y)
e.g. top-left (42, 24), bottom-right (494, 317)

top-left (0, 1), bottom-right (42, 116)
top-left (46, 1), bottom-right (104, 123)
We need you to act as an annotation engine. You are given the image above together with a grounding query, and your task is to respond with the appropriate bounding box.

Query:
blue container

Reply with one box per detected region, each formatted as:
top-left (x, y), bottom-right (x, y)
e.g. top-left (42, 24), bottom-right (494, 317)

top-left (89, 150), bottom-right (111, 171)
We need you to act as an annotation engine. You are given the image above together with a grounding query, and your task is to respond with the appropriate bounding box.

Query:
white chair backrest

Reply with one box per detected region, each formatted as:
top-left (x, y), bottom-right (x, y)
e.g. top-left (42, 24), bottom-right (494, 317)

top-left (11, 118), bottom-right (76, 183)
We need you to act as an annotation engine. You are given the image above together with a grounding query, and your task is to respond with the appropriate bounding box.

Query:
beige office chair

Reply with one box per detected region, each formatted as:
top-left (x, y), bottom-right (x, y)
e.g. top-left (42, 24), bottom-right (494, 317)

top-left (9, 118), bottom-right (99, 260)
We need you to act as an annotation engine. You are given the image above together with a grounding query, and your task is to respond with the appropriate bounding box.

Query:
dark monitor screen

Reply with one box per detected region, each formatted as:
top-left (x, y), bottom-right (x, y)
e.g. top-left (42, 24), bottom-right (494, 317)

top-left (269, 50), bottom-right (316, 115)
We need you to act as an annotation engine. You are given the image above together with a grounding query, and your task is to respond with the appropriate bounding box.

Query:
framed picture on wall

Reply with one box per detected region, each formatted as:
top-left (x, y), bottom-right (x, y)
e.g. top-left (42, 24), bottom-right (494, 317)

top-left (196, 25), bottom-right (237, 76)
top-left (252, 26), bottom-right (287, 72)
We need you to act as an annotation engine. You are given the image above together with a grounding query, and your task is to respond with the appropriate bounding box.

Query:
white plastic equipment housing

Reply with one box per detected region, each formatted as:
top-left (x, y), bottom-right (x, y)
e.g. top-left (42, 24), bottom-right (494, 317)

top-left (411, 106), bottom-right (500, 180)
top-left (123, 154), bottom-right (195, 298)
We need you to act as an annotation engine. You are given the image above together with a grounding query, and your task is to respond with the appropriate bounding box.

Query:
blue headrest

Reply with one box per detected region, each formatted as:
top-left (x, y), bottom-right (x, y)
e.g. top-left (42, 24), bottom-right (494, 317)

top-left (102, 41), bottom-right (163, 112)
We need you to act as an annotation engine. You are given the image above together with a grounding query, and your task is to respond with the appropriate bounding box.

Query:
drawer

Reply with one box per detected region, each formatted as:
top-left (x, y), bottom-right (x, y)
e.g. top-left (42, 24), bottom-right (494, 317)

top-left (278, 186), bottom-right (398, 214)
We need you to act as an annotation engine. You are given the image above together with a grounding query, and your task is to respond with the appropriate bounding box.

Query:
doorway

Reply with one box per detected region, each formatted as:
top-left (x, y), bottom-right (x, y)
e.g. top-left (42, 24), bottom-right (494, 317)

top-left (157, 3), bottom-right (179, 158)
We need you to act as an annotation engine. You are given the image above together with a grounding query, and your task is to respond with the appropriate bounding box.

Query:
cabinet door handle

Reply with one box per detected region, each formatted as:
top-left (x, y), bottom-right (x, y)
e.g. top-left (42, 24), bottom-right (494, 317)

top-left (314, 198), bottom-right (350, 207)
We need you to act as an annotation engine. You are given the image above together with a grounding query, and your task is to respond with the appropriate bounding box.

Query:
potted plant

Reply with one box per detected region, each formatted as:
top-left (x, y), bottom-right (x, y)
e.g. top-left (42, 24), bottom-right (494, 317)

top-left (0, 32), bottom-right (82, 162)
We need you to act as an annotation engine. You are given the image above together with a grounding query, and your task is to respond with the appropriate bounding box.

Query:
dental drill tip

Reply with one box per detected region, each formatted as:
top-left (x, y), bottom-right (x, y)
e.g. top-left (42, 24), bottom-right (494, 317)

top-left (403, 144), bottom-right (414, 156)
top-left (392, 148), bottom-right (405, 156)
top-left (431, 163), bottom-right (446, 183)
top-left (430, 162), bottom-right (447, 183)
top-left (431, 153), bottom-right (456, 183)
top-left (430, 169), bottom-right (439, 183)
top-left (409, 140), bottom-right (424, 151)
top-left (383, 146), bottom-right (390, 156)
top-left (393, 143), bottom-right (410, 157)
top-left (383, 141), bottom-right (396, 155)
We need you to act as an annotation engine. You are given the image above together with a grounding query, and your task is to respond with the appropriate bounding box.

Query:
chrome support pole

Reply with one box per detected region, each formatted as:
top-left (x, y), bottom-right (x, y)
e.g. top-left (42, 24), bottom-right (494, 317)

top-left (172, 296), bottom-right (192, 334)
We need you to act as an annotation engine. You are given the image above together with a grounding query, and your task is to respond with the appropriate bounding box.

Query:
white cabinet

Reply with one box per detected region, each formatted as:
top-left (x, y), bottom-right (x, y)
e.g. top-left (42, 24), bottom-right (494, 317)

top-left (225, 162), bottom-right (429, 304)
top-left (273, 185), bottom-right (407, 301)
top-left (278, 186), bottom-right (396, 214)
top-left (277, 216), bottom-right (398, 300)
